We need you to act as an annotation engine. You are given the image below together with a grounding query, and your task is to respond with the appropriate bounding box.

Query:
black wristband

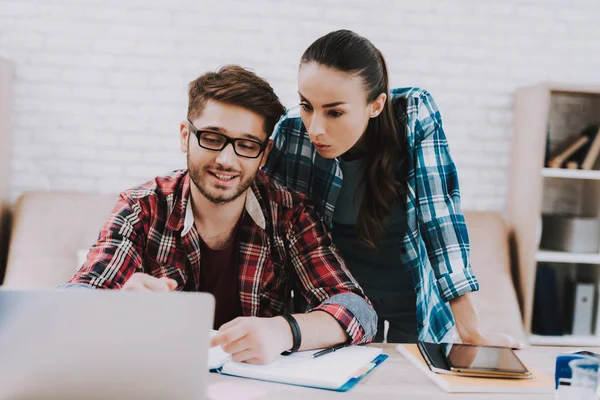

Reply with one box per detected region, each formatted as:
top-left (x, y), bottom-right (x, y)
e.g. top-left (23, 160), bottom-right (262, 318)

top-left (280, 314), bottom-right (301, 355)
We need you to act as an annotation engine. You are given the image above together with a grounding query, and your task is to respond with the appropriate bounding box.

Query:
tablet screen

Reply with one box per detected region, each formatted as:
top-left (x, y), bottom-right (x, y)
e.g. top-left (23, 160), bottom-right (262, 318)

top-left (443, 343), bottom-right (528, 373)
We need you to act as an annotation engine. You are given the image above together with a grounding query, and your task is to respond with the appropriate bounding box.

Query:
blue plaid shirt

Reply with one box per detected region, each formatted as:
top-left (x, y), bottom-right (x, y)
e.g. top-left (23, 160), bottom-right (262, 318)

top-left (263, 87), bottom-right (479, 342)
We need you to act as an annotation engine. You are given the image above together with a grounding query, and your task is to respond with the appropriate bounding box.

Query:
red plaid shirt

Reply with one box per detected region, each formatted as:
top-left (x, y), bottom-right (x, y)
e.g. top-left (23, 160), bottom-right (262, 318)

top-left (68, 170), bottom-right (375, 344)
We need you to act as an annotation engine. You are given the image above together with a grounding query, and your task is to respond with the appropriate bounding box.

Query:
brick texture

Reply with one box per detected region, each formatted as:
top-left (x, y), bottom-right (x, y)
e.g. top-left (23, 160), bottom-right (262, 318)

top-left (1, 0), bottom-right (600, 210)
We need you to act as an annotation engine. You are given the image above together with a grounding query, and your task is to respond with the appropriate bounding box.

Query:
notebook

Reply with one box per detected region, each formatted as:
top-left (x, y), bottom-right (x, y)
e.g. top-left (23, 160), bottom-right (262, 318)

top-left (208, 331), bottom-right (387, 392)
top-left (396, 344), bottom-right (555, 394)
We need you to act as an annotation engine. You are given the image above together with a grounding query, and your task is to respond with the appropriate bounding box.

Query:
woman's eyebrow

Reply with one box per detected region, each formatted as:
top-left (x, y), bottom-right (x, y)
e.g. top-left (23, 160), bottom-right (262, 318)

top-left (322, 101), bottom-right (346, 108)
top-left (298, 92), bottom-right (346, 108)
top-left (298, 92), bottom-right (310, 103)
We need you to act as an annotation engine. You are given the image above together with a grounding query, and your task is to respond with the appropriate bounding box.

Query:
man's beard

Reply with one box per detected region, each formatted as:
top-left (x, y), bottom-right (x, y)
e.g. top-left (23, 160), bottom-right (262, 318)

top-left (187, 156), bottom-right (255, 205)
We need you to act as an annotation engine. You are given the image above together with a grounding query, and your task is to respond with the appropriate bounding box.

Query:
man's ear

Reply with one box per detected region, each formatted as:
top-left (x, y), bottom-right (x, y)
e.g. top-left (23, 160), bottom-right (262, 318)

top-left (369, 93), bottom-right (387, 118)
top-left (180, 121), bottom-right (190, 153)
top-left (260, 139), bottom-right (275, 168)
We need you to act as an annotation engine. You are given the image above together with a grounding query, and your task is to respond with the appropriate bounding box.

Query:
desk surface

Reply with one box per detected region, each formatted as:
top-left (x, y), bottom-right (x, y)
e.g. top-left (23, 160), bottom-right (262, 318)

top-left (205, 344), bottom-right (585, 400)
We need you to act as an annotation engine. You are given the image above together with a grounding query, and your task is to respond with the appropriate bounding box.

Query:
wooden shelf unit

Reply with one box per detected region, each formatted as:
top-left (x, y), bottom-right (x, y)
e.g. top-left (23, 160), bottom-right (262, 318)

top-left (507, 83), bottom-right (600, 346)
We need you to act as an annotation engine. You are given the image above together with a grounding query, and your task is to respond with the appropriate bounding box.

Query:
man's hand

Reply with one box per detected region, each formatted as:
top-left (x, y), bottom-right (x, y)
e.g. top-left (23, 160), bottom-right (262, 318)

top-left (210, 316), bottom-right (292, 365)
top-left (121, 273), bottom-right (178, 292)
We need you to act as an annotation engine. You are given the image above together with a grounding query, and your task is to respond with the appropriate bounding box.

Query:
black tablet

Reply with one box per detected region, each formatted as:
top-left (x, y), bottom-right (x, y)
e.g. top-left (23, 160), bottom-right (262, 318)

top-left (417, 341), bottom-right (531, 378)
top-left (443, 342), bottom-right (530, 377)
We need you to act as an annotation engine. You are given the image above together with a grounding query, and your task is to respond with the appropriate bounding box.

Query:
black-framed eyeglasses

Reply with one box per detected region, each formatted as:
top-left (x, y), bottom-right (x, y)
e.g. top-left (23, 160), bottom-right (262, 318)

top-left (187, 120), bottom-right (268, 159)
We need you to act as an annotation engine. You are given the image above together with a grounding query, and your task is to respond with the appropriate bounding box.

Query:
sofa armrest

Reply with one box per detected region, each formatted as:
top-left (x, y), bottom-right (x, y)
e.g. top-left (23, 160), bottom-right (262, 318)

top-left (464, 211), bottom-right (526, 342)
top-left (4, 191), bottom-right (117, 289)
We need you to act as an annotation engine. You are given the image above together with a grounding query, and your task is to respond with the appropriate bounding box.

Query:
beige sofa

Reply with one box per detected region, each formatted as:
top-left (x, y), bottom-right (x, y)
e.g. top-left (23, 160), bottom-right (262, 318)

top-left (2, 190), bottom-right (526, 342)
top-left (4, 192), bottom-right (117, 289)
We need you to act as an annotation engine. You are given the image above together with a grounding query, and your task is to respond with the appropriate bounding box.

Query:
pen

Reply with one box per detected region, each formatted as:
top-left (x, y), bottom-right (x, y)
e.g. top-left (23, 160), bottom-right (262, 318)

top-left (312, 343), bottom-right (345, 358)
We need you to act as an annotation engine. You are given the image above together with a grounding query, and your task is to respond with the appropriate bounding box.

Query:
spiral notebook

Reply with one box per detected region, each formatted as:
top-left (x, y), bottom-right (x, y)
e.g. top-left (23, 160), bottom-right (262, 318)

top-left (208, 332), bottom-right (387, 392)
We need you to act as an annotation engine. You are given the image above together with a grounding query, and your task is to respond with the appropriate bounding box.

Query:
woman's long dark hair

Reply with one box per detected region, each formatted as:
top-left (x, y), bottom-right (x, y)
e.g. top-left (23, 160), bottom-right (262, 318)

top-left (301, 29), bottom-right (409, 250)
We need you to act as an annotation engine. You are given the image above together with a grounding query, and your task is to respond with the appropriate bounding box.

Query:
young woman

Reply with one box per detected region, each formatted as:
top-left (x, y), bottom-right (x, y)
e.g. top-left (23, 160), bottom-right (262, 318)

top-left (264, 29), bottom-right (522, 347)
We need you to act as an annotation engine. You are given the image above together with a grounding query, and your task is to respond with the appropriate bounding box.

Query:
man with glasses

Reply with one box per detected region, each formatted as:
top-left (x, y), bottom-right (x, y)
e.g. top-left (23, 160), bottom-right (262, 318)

top-left (64, 65), bottom-right (376, 365)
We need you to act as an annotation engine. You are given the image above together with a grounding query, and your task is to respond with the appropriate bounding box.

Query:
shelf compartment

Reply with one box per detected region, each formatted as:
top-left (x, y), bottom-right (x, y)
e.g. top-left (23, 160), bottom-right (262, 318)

top-left (542, 168), bottom-right (600, 180)
top-left (529, 334), bottom-right (600, 347)
top-left (536, 250), bottom-right (600, 264)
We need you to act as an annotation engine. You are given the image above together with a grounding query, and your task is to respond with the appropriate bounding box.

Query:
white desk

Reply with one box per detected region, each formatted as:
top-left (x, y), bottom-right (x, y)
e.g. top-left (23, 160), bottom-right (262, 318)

top-left (205, 344), bottom-right (589, 400)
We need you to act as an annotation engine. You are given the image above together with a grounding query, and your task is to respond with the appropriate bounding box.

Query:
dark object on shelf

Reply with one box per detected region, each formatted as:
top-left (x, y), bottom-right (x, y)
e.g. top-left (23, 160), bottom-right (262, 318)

top-left (532, 265), bottom-right (564, 336)
top-left (562, 274), bottom-right (576, 335)
top-left (544, 127), bottom-right (551, 167)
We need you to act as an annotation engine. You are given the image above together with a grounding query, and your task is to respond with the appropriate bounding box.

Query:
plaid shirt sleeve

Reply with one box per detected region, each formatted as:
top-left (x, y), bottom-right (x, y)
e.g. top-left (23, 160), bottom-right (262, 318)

top-left (285, 200), bottom-right (377, 345)
top-left (67, 194), bottom-right (148, 289)
top-left (413, 90), bottom-right (479, 302)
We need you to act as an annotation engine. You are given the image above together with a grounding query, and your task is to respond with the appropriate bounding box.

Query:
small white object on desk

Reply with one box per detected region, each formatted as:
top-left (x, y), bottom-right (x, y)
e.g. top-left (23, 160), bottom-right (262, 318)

top-left (208, 330), bottom-right (231, 370)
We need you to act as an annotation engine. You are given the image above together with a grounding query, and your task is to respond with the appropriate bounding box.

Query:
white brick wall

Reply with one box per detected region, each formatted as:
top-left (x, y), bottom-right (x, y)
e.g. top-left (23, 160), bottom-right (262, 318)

top-left (1, 0), bottom-right (600, 211)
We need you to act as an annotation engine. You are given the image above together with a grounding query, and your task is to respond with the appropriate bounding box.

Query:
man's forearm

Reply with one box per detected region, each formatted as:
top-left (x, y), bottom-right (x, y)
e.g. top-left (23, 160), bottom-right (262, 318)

top-left (275, 310), bottom-right (348, 352)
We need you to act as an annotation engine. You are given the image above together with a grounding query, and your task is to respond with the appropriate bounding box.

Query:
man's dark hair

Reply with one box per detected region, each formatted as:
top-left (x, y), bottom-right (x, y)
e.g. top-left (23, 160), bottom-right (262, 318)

top-left (187, 65), bottom-right (286, 136)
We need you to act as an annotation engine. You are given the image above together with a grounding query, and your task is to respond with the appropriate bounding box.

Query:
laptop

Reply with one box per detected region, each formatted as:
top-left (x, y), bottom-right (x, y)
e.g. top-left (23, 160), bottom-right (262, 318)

top-left (0, 289), bottom-right (215, 400)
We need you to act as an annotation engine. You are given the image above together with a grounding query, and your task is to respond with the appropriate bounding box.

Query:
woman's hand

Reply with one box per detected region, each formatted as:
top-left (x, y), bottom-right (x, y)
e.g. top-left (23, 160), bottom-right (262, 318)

top-left (449, 293), bottom-right (525, 350)
top-left (461, 330), bottom-right (525, 349)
